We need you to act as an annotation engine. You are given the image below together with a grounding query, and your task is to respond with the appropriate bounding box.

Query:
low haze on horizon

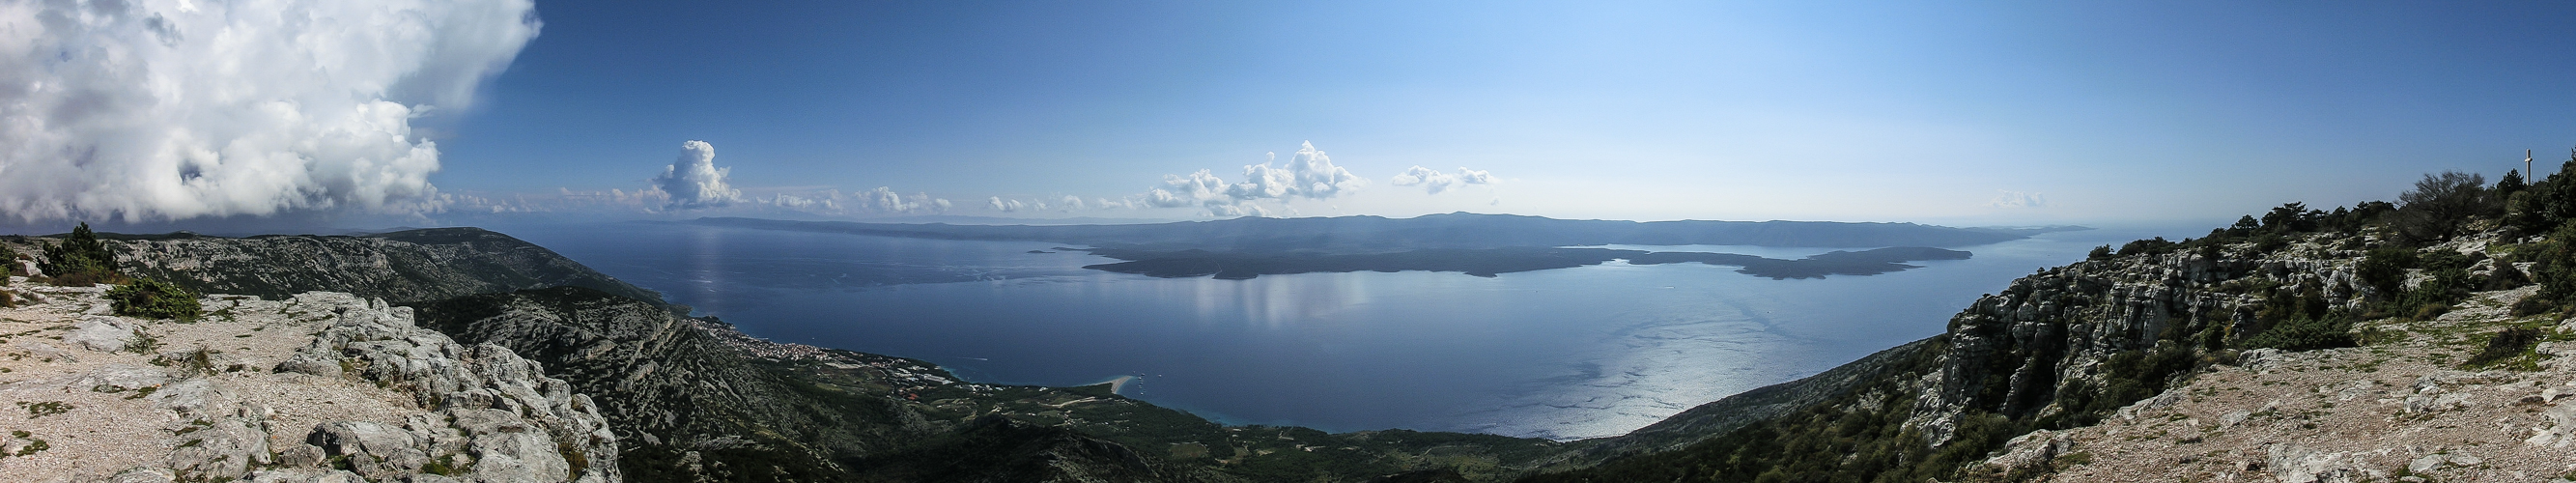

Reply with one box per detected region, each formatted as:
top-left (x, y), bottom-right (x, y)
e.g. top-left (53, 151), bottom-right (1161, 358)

top-left (6, 1), bottom-right (2576, 233)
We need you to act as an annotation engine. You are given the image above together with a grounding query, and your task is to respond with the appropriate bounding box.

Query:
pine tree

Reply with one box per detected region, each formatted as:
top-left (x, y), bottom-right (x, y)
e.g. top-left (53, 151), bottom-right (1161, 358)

top-left (40, 222), bottom-right (117, 282)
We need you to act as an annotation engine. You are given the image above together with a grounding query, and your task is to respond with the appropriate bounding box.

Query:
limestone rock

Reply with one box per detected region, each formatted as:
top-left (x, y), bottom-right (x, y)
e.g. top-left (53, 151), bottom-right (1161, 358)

top-left (1978, 429), bottom-right (2075, 472)
top-left (2237, 348), bottom-right (2283, 372)
top-left (280, 292), bottom-right (620, 483)
top-left (2266, 443), bottom-right (2381, 483)
top-left (64, 316), bottom-right (141, 353)
top-left (0, 285), bottom-right (621, 483)
top-left (13, 340), bottom-right (77, 363)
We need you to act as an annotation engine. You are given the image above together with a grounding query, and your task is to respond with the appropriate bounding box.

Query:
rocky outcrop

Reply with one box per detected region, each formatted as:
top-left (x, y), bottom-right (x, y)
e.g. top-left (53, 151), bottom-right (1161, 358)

top-left (275, 292), bottom-right (621, 483)
top-left (1905, 242), bottom-right (2373, 445)
top-left (0, 280), bottom-right (618, 483)
top-left (2011, 285), bottom-right (2576, 482)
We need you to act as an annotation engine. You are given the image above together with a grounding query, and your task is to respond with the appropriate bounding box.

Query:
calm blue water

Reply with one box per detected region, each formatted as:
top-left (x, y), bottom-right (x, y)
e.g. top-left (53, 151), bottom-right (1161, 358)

top-left (494, 221), bottom-right (2192, 440)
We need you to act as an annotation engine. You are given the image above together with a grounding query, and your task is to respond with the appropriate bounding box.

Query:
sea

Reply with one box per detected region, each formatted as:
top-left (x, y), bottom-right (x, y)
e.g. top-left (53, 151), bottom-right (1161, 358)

top-left (491, 220), bottom-right (2201, 440)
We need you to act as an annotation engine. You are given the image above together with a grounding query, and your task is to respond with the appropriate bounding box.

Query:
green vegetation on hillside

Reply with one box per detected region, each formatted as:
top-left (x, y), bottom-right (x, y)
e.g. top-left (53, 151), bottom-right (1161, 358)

top-left (34, 222), bottom-right (199, 320)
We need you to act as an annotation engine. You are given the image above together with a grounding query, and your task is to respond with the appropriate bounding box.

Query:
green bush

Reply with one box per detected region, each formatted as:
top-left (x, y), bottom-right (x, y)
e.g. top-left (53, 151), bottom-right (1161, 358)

top-left (2356, 246), bottom-right (2418, 295)
top-left (107, 277), bottom-right (200, 321)
top-left (2390, 171), bottom-right (2494, 243)
top-left (2530, 223), bottom-right (2576, 313)
top-left (40, 222), bottom-right (120, 285)
top-left (2466, 327), bottom-right (2543, 368)
top-left (2116, 237), bottom-right (2176, 257)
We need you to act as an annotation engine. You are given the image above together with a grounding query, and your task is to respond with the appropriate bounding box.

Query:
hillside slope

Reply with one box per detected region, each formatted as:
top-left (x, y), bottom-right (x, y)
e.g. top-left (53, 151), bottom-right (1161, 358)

top-left (42, 228), bottom-right (670, 309)
top-left (1525, 186), bottom-right (2576, 481)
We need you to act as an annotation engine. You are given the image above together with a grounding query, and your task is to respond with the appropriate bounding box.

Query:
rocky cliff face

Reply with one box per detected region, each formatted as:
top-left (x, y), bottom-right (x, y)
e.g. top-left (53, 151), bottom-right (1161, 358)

top-left (1902, 244), bottom-right (2350, 445)
top-left (0, 280), bottom-right (617, 482)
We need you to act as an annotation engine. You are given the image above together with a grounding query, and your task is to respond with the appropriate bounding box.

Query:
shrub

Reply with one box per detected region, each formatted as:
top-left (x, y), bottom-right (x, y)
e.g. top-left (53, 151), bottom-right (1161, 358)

top-left (2512, 293), bottom-right (2559, 316)
top-left (2466, 327), bottom-right (2543, 368)
top-left (106, 277), bottom-right (201, 321)
top-left (2356, 246), bottom-right (2418, 295)
top-left (2086, 245), bottom-right (2111, 260)
top-left (2390, 171), bottom-right (2494, 243)
top-left (2261, 202), bottom-right (2321, 233)
top-left (2534, 149), bottom-right (2576, 229)
top-left (40, 222), bottom-right (118, 284)
top-left (2251, 233), bottom-right (2288, 253)
top-left (2117, 237), bottom-right (2176, 257)
top-left (2487, 260), bottom-right (2532, 290)
top-left (2506, 190), bottom-right (2545, 232)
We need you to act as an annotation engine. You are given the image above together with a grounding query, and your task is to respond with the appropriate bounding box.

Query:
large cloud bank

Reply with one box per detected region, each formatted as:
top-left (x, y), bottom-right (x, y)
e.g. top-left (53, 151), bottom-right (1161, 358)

top-left (649, 140), bottom-right (742, 210)
top-left (0, 0), bottom-right (541, 221)
top-left (1145, 141), bottom-right (1365, 216)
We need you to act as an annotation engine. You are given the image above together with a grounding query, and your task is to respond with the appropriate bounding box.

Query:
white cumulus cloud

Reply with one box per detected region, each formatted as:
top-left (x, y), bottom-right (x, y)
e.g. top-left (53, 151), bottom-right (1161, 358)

top-left (1146, 169), bottom-right (1235, 210)
top-left (760, 186), bottom-right (948, 215)
top-left (987, 196), bottom-right (1027, 213)
top-left (1391, 166), bottom-right (1496, 194)
top-left (0, 0), bottom-right (540, 221)
top-left (1458, 168), bottom-right (1495, 185)
top-left (1228, 142), bottom-right (1366, 201)
top-left (1990, 190), bottom-right (2046, 209)
top-left (649, 141), bottom-right (741, 210)
top-left (1144, 141), bottom-right (1365, 216)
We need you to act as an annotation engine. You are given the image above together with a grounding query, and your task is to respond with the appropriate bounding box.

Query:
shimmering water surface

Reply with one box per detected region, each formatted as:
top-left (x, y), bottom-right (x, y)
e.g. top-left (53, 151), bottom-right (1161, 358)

top-left (496, 221), bottom-right (2186, 440)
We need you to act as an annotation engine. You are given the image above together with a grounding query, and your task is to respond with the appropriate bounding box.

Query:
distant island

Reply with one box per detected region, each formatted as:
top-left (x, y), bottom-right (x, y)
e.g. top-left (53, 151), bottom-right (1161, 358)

top-left (690, 213), bottom-right (2080, 280)
top-left (691, 213), bottom-right (2088, 251)
top-left (1079, 246), bottom-right (1972, 280)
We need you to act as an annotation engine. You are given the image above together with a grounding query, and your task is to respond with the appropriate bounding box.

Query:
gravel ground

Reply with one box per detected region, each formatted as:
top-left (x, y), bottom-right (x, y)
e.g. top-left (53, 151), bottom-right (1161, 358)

top-left (0, 277), bottom-right (418, 482)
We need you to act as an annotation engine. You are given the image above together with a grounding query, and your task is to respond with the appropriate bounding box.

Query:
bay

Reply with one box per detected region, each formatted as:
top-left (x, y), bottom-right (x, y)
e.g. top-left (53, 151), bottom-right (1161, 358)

top-left (493, 220), bottom-right (2192, 440)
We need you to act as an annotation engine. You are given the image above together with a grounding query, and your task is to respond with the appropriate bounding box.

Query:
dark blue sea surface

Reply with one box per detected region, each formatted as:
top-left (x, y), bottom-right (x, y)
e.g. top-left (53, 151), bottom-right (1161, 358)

top-left (495, 221), bottom-right (2190, 440)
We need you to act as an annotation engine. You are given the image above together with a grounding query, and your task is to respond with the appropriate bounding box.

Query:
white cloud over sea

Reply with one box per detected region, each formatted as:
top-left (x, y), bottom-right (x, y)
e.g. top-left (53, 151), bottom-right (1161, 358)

top-left (0, 0), bottom-right (540, 221)
top-left (1140, 141), bottom-right (1365, 216)
top-left (1989, 190), bottom-right (2046, 209)
top-left (650, 141), bottom-right (742, 210)
top-left (1391, 166), bottom-right (1495, 194)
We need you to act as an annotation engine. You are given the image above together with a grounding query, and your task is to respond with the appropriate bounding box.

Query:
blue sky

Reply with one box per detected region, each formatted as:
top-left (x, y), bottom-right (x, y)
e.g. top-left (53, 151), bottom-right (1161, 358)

top-left (10, 1), bottom-right (2576, 227)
